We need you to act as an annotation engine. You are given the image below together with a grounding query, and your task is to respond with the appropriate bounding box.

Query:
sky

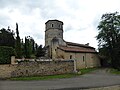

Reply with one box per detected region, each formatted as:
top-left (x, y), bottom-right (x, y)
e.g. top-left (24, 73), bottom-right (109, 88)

top-left (0, 0), bottom-right (120, 49)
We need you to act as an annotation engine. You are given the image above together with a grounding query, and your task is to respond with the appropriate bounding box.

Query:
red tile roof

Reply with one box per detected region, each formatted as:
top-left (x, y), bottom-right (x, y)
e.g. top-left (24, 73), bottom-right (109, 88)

top-left (58, 46), bottom-right (96, 53)
top-left (66, 42), bottom-right (95, 49)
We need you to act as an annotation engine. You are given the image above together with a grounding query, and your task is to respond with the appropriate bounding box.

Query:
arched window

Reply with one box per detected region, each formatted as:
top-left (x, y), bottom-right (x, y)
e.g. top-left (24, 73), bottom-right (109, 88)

top-left (70, 55), bottom-right (72, 59)
top-left (51, 24), bottom-right (54, 27)
top-left (83, 56), bottom-right (85, 62)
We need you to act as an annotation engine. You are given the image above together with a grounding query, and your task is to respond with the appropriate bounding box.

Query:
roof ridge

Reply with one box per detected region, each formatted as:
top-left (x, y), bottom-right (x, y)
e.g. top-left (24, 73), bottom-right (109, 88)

top-left (58, 46), bottom-right (96, 53)
top-left (65, 41), bottom-right (94, 49)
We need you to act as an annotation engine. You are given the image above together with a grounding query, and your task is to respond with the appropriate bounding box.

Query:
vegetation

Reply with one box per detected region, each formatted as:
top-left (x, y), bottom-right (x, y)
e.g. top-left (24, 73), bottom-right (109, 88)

top-left (24, 36), bottom-right (32, 58)
top-left (0, 23), bottom-right (45, 62)
top-left (10, 73), bottom-right (79, 81)
top-left (24, 36), bottom-right (40, 58)
top-left (0, 27), bottom-right (15, 48)
top-left (97, 12), bottom-right (120, 70)
top-left (35, 45), bottom-right (45, 58)
top-left (15, 23), bottom-right (22, 58)
top-left (80, 68), bottom-right (97, 75)
top-left (0, 46), bottom-right (15, 64)
top-left (109, 68), bottom-right (120, 74)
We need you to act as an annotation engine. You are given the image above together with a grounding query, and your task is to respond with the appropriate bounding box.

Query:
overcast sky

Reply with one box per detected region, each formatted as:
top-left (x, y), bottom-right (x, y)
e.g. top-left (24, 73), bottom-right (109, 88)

top-left (0, 0), bottom-right (120, 49)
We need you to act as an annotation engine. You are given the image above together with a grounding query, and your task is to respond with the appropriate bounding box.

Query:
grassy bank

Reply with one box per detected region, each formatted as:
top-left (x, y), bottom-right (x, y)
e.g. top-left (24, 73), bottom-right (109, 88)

top-left (80, 68), bottom-right (97, 75)
top-left (10, 73), bottom-right (79, 81)
top-left (109, 68), bottom-right (120, 74)
top-left (10, 68), bottom-right (97, 81)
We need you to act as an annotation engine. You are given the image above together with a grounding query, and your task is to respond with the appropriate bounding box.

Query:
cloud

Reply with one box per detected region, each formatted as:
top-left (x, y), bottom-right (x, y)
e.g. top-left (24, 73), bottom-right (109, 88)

top-left (0, 15), bottom-right (10, 28)
top-left (0, 0), bottom-right (120, 48)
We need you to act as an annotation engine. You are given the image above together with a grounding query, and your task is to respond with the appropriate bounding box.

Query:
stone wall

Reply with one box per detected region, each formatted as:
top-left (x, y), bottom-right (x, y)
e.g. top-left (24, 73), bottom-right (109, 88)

top-left (0, 60), bottom-right (74, 79)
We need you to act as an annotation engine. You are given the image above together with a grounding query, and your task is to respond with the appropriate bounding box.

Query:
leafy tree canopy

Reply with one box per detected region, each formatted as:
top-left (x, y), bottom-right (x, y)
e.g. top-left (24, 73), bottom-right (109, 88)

top-left (97, 12), bottom-right (120, 69)
top-left (0, 28), bottom-right (15, 48)
top-left (35, 45), bottom-right (45, 58)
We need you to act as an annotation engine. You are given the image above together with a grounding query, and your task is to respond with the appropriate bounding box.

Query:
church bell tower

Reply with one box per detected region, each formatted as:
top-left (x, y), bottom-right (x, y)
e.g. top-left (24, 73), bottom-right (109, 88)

top-left (45, 20), bottom-right (63, 47)
top-left (45, 20), bottom-right (64, 58)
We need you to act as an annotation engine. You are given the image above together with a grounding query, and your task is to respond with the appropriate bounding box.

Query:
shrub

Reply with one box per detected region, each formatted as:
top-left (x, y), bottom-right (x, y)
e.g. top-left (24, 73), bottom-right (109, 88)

top-left (0, 46), bottom-right (15, 64)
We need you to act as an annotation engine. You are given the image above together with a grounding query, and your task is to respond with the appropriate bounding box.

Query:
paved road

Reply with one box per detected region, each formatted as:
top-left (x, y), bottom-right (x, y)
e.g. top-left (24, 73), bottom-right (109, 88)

top-left (0, 69), bottom-right (120, 90)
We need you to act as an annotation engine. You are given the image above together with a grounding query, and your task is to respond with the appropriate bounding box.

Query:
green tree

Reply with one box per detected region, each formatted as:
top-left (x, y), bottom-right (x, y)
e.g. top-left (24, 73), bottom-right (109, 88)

top-left (97, 12), bottom-right (120, 69)
top-left (35, 45), bottom-right (45, 58)
top-left (0, 46), bottom-right (15, 64)
top-left (25, 36), bottom-right (30, 58)
top-left (24, 36), bottom-right (36, 58)
top-left (21, 38), bottom-right (24, 57)
top-left (0, 27), bottom-right (15, 48)
top-left (30, 38), bottom-right (35, 54)
top-left (15, 23), bottom-right (22, 58)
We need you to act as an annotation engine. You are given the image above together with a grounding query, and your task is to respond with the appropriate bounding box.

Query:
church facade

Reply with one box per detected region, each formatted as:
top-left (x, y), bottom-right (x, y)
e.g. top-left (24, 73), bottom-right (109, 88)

top-left (45, 20), bottom-right (100, 69)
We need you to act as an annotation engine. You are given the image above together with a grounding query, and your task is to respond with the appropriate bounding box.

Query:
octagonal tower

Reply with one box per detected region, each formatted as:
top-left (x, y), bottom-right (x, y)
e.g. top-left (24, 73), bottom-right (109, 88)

top-left (45, 20), bottom-right (63, 47)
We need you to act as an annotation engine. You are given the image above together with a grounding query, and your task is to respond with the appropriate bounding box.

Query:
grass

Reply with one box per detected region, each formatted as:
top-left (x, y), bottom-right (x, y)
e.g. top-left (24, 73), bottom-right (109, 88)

top-left (10, 73), bottom-right (79, 81)
top-left (80, 68), bottom-right (97, 75)
top-left (10, 68), bottom-right (97, 81)
top-left (109, 68), bottom-right (120, 74)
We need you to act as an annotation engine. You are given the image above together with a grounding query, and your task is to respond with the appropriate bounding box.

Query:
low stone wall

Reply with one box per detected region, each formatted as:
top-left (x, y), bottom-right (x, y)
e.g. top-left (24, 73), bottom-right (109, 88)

top-left (0, 60), bottom-right (74, 79)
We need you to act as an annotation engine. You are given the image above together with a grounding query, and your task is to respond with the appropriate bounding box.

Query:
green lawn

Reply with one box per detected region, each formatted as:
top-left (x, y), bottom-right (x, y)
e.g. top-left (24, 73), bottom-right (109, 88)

top-left (109, 68), bottom-right (120, 74)
top-left (80, 68), bottom-right (97, 75)
top-left (10, 73), bottom-right (79, 81)
top-left (10, 68), bottom-right (97, 81)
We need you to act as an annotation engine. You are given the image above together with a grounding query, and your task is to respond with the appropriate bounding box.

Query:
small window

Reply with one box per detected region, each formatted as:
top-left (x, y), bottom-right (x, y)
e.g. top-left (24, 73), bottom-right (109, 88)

top-left (51, 24), bottom-right (54, 27)
top-left (83, 56), bottom-right (85, 62)
top-left (70, 55), bottom-right (72, 59)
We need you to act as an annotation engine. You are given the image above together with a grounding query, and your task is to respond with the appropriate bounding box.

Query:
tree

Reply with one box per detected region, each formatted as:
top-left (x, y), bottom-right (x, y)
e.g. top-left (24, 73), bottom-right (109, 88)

top-left (35, 45), bottom-right (45, 58)
top-left (0, 27), bottom-right (15, 48)
top-left (24, 36), bottom-right (30, 58)
top-left (97, 12), bottom-right (120, 69)
top-left (21, 38), bottom-right (25, 57)
top-left (0, 46), bottom-right (15, 64)
top-left (15, 23), bottom-right (22, 58)
top-left (24, 36), bottom-right (36, 58)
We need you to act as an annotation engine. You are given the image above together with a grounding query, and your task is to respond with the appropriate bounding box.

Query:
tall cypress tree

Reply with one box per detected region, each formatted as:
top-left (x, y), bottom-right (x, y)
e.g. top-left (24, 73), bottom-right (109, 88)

top-left (24, 36), bottom-right (31, 58)
top-left (15, 23), bottom-right (22, 58)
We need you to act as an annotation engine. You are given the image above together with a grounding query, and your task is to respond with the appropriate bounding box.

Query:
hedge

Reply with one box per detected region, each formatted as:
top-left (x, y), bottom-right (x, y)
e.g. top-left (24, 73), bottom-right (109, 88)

top-left (0, 46), bottom-right (15, 64)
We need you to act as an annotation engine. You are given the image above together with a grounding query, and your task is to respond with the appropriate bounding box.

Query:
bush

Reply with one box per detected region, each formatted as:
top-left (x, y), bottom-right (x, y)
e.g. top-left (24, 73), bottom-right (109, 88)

top-left (0, 46), bottom-right (15, 64)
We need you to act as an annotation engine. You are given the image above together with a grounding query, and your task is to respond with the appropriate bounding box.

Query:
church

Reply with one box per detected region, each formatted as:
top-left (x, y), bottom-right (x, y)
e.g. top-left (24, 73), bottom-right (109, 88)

top-left (45, 20), bottom-right (100, 69)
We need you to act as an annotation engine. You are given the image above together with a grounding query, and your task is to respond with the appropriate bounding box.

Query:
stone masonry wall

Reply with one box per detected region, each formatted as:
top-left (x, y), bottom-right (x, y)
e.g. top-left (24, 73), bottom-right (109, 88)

top-left (0, 60), bottom-right (74, 79)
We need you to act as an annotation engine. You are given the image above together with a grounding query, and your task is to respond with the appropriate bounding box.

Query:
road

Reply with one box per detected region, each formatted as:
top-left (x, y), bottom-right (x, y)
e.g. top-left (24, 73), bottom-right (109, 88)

top-left (0, 69), bottom-right (120, 90)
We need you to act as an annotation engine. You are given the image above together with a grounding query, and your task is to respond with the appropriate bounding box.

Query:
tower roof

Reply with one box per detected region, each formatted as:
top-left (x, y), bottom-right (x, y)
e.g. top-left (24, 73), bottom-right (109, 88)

top-left (45, 19), bottom-right (63, 25)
